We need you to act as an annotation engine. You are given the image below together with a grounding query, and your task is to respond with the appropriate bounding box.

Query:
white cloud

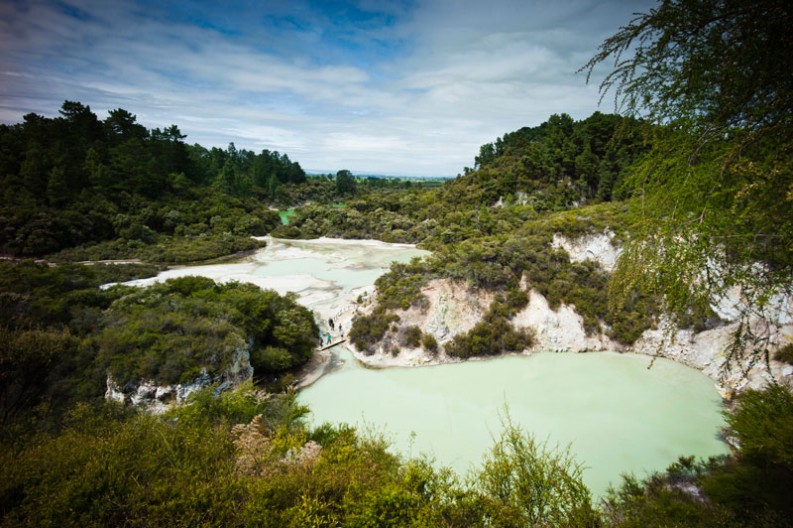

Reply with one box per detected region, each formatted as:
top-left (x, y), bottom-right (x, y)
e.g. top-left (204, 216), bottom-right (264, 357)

top-left (0, 0), bottom-right (655, 176)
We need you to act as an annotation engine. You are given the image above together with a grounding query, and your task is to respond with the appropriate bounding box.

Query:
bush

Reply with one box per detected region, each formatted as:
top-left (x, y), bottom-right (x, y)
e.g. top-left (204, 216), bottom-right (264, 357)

top-left (401, 325), bottom-right (422, 348)
top-left (774, 343), bottom-right (793, 365)
top-left (421, 333), bottom-right (439, 354)
top-left (96, 278), bottom-right (318, 385)
top-left (477, 419), bottom-right (597, 527)
top-left (251, 346), bottom-right (294, 373)
top-left (444, 295), bottom-right (535, 359)
top-left (349, 307), bottom-right (400, 354)
top-left (375, 259), bottom-right (431, 311)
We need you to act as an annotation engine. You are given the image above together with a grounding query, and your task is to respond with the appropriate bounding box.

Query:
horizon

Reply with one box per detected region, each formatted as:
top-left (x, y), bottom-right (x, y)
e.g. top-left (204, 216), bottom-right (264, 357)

top-left (1, 0), bottom-right (654, 177)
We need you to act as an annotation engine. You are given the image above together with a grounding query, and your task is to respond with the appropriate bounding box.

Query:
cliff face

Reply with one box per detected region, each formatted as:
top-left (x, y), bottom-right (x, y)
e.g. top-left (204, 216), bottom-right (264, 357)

top-left (105, 346), bottom-right (253, 413)
top-left (347, 279), bottom-right (494, 367)
top-left (351, 232), bottom-right (793, 394)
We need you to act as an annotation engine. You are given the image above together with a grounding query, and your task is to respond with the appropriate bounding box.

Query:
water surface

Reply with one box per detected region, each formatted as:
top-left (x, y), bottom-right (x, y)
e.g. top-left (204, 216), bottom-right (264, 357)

top-left (278, 209), bottom-right (296, 225)
top-left (124, 237), bottom-right (727, 498)
top-left (299, 348), bottom-right (728, 498)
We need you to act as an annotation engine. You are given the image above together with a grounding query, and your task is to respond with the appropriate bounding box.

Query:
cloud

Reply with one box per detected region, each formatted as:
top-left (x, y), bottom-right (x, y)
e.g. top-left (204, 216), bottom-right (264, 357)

top-left (0, 0), bottom-right (655, 176)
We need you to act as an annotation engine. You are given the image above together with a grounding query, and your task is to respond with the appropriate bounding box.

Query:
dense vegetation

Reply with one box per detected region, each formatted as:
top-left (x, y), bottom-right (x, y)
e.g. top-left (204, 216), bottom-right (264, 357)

top-left (2, 0), bottom-right (792, 525)
top-left (0, 102), bottom-right (303, 261)
top-left (0, 381), bottom-right (599, 527)
top-left (1, 260), bottom-right (159, 429)
top-left (97, 277), bottom-right (317, 386)
top-left (580, 0), bottom-right (793, 354)
top-left (3, 374), bottom-right (791, 526)
top-left (282, 111), bottom-right (648, 246)
top-left (0, 261), bottom-right (318, 431)
top-left (443, 289), bottom-right (533, 359)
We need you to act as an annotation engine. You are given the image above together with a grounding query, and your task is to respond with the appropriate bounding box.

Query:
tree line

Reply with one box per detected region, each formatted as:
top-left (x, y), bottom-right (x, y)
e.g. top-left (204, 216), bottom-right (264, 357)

top-left (0, 102), bottom-right (305, 259)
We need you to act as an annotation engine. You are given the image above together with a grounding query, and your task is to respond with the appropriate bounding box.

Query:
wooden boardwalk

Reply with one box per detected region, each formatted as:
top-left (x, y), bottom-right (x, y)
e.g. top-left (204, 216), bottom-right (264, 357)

top-left (318, 338), bottom-right (347, 351)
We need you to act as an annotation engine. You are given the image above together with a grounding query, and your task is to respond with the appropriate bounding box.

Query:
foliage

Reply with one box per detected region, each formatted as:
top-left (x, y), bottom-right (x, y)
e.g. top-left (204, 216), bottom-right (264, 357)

top-left (349, 200), bottom-right (664, 357)
top-left (335, 169), bottom-right (357, 196)
top-left (0, 327), bottom-right (94, 433)
top-left (0, 102), bottom-right (290, 261)
top-left (96, 277), bottom-right (318, 385)
top-left (348, 306), bottom-right (400, 354)
top-left (603, 384), bottom-right (793, 528)
top-left (581, 0), bottom-right (792, 134)
top-left (444, 293), bottom-right (534, 359)
top-left (462, 111), bottom-right (649, 206)
top-left (0, 261), bottom-right (166, 429)
top-left (420, 333), bottom-right (438, 355)
top-left (276, 189), bottom-right (435, 243)
top-left (3, 380), bottom-right (793, 527)
top-left (279, 113), bottom-right (649, 248)
top-left (401, 325), bottom-right (423, 348)
top-left (374, 258), bottom-right (432, 310)
top-left (0, 260), bottom-right (157, 331)
top-left (774, 344), bottom-right (793, 365)
top-left (0, 261), bottom-right (318, 431)
top-left (582, 0), bottom-right (793, 355)
top-left (1, 380), bottom-right (602, 528)
top-left (601, 457), bottom-right (735, 528)
top-left (165, 380), bottom-right (304, 429)
top-left (726, 383), bottom-right (793, 471)
top-left (0, 402), bottom-right (244, 527)
top-left (476, 418), bottom-right (598, 527)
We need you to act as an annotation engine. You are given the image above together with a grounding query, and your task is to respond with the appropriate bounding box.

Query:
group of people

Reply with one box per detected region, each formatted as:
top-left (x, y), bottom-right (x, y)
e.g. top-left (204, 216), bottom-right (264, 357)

top-left (321, 317), bottom-right (344, 346)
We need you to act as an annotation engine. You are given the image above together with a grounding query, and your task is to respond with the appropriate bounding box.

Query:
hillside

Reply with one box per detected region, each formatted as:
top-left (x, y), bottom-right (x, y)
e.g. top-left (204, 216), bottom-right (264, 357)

top-left (3, 0), bottom-right (793, 524)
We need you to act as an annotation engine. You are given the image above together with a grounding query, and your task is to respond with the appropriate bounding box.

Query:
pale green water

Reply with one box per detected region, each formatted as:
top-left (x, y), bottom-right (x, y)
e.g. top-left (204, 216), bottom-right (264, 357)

top-left (124, 237), bottom-right (728, 498)
top-left (298, 347), bottom-right (728, 498)
top-left (278, 209), bottom-right (296, 225)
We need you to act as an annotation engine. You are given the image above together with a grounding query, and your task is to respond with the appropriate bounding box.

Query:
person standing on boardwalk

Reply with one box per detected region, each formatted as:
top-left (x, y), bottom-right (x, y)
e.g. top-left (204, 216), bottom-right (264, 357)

top-left (328, 318), bottom-right (335, 330)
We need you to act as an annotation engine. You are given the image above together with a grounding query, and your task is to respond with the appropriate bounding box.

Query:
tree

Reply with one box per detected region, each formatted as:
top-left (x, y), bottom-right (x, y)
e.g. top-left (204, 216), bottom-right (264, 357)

top-left (20, 143), bottom-right (51, 196)
top-left (104, 108), bottom-right (147, 142)
top-left (58, 101), bottom-right (103, 144)
top-left (582, 0), bottom-right (793, 134)
top-left (581, 0), bottom-right (793, 364)
top-left (0, 327), bottom-right (93, 430)
top-left (46, 165), bottom-right (70, 206)
top-left (335, 169), bottom-right (357, 196)
top-left (84, 147), bottom-right (112, 194)
top-left (727, 383), bottom-right (793, 471)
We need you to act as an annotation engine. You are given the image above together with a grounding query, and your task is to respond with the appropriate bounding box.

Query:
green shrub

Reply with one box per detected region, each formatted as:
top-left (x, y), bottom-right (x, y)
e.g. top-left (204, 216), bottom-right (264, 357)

top-left (477, 419), bottom-right (597, 527)
top-left (444, 294), bottom-right (535, 359)
top-left (251, 346), bottom-right (294, 373)
top-left (96, 278), bottom-right (317, 385)
top-left (444, 318), bottom-right (533, 359)
top-left (401, 325), bottom-right (423, 348)
top-left (421, 333), bottom-right (439, 354)
top-left (349, 307), bottom-right (400, 354)
top-left (774, 343), bottom-right (793, 365)
top-left (375, 259), bottom-right (431, 310)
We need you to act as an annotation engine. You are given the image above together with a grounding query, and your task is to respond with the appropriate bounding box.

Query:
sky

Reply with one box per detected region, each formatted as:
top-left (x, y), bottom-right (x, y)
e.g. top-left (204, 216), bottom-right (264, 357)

top-left (0, 0), bottom-right (655, 176)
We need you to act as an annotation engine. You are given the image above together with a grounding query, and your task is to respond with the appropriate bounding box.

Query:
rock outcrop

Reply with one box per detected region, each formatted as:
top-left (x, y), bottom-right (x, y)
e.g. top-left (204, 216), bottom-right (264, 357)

top-left (349, 279), bottom-right (494, 367)
top-left (551, 230), bottom-right (620, 272)
top-left (105, 346), bottom-right (254, 413)
top-left (352, 231), bottom-right (793, 395)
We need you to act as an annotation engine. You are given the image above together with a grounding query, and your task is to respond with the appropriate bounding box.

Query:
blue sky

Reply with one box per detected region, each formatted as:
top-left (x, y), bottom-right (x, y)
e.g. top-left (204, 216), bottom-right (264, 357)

top-left (0, 0), bottom-right (654, 176)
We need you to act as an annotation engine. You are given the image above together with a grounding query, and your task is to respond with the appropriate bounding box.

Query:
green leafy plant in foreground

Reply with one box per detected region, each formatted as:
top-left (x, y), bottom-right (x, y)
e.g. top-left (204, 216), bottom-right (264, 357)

top-left (0, 384), bottom-right (602, 528)
top-left (603, 383), bottom-right (793, 528)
